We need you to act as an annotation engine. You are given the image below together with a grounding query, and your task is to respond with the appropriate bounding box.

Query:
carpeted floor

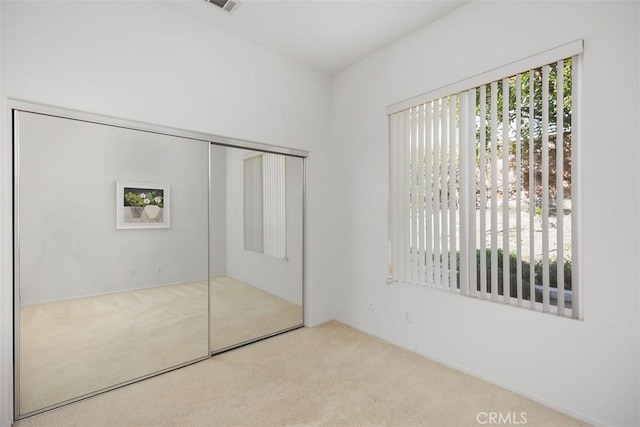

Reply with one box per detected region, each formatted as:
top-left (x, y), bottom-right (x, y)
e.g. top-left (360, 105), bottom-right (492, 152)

top-left (209, 276), bottom-right (302, 352)
top-left (15, 321), bottom-right (586, 426)
top-left (18, 276), bottom-right (301, 416)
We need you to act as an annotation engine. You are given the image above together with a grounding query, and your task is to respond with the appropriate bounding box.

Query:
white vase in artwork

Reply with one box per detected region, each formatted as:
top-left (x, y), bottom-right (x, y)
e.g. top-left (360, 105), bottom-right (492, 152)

top-left (144, 204), bottom-right (161, 220)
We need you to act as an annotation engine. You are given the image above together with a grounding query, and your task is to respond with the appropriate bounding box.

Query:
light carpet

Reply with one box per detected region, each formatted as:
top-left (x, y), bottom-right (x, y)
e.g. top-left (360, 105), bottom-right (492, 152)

top-left (209, 276), bottom-right (302, 352)
top-left (15, 321), bottom-right (586, 426)
top-left (19, 276), bottom-right (301, 415)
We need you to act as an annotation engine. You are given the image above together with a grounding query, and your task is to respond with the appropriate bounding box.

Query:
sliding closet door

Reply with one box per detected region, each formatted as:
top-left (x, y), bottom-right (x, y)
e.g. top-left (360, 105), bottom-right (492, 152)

top-left (210, 145), bottom-right (304, 353)
top-left (14, 111), bottom-right (210, 417)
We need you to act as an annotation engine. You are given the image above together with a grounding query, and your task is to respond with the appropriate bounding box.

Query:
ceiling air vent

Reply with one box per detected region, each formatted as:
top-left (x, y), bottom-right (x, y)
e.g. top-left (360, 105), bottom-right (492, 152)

top-left (205, 0), bottom-right (237, 13)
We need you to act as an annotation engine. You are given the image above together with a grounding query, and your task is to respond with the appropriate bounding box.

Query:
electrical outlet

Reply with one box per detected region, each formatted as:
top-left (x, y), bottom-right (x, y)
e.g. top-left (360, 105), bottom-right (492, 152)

top-left (404, 310), bottom-right (412, 323)
top-left (369, 300), bottom-right (375, 311)
top-left (130, 268), bottom-right (137, 277)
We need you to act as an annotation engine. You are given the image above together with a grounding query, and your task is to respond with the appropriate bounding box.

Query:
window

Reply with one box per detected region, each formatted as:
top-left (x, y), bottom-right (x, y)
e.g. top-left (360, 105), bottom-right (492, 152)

top-left (388, 41), bottom-right (581, 319)
top-left (244, 152), bottom-right (287, 258)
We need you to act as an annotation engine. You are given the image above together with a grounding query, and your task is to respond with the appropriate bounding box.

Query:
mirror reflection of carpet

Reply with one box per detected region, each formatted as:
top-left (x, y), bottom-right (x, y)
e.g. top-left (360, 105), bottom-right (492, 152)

top-left (19, 276), bottom-right (301, 415)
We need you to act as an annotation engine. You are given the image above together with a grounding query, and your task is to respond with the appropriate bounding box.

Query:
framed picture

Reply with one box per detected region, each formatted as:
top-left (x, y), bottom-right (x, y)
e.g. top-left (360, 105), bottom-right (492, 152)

top-left (116, 181), bottom-right (170, 229)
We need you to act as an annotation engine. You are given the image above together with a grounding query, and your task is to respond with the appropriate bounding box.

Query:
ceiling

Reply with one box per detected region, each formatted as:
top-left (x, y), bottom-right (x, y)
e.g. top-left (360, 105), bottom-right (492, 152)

top-left (159, 0), bottom-right (469, 74)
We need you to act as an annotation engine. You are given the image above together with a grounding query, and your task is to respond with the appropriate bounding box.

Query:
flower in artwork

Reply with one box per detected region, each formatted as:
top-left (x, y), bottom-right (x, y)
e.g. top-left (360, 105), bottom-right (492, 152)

top-left (124, 189), bottom-right (164, 209)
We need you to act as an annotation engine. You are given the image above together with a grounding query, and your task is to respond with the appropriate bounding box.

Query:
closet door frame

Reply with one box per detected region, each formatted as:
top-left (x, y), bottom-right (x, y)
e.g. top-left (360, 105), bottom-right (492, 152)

top-left (10, 99), bottom-right (308, 421)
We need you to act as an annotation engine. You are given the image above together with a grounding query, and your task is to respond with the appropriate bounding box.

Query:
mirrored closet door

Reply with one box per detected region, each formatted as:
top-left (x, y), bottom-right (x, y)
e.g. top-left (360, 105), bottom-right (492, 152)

top-left (14, 111), bottom-right (210, 417)
top-left (209, 145), bottom-right (304, 353)
top-left (13, 105), bottom-right (306, 420)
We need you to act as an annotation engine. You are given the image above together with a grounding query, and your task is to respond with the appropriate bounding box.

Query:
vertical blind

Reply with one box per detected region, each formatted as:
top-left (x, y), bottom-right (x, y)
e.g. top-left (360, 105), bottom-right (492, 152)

top-left (262, 153), bottom-right (286, 259)
top-left (388, 43), bottom-right (581, 319)
top-left (244, 153), bottom-right (287, 259)
top-left (244, 155), bottom-right (264, 253)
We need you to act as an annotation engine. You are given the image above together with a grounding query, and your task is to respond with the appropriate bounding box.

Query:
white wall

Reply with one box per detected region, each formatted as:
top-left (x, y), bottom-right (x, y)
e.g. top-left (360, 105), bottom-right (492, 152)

top-left (18, 111), bottom-right (209, 305)
top-left (331, 2), bottom-right (639, 426)
top-left (0, 1), bottom-right (333, 423)
top-left (225, 148), bottom-right (303, 305)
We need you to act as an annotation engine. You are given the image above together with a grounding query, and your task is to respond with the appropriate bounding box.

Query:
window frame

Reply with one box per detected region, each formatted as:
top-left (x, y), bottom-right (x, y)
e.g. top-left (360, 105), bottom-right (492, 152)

top-left (386, 40), bottom-right (583, 319)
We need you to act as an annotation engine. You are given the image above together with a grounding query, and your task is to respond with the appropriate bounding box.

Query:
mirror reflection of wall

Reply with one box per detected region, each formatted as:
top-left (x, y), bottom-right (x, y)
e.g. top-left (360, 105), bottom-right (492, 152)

top-left (209, 146), bottom-right (303, 352)
top-left (16, 112), bottom-right (209, 416)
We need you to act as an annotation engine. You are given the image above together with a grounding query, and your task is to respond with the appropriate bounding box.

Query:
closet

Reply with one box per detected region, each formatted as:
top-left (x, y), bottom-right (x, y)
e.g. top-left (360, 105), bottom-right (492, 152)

top-left (12, 103), bottom-right (305, 419)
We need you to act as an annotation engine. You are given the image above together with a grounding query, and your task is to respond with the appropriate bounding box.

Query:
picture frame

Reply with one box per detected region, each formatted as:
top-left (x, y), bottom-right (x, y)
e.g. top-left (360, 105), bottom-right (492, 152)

top-left (116, 181), bottom-right (170, 229)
